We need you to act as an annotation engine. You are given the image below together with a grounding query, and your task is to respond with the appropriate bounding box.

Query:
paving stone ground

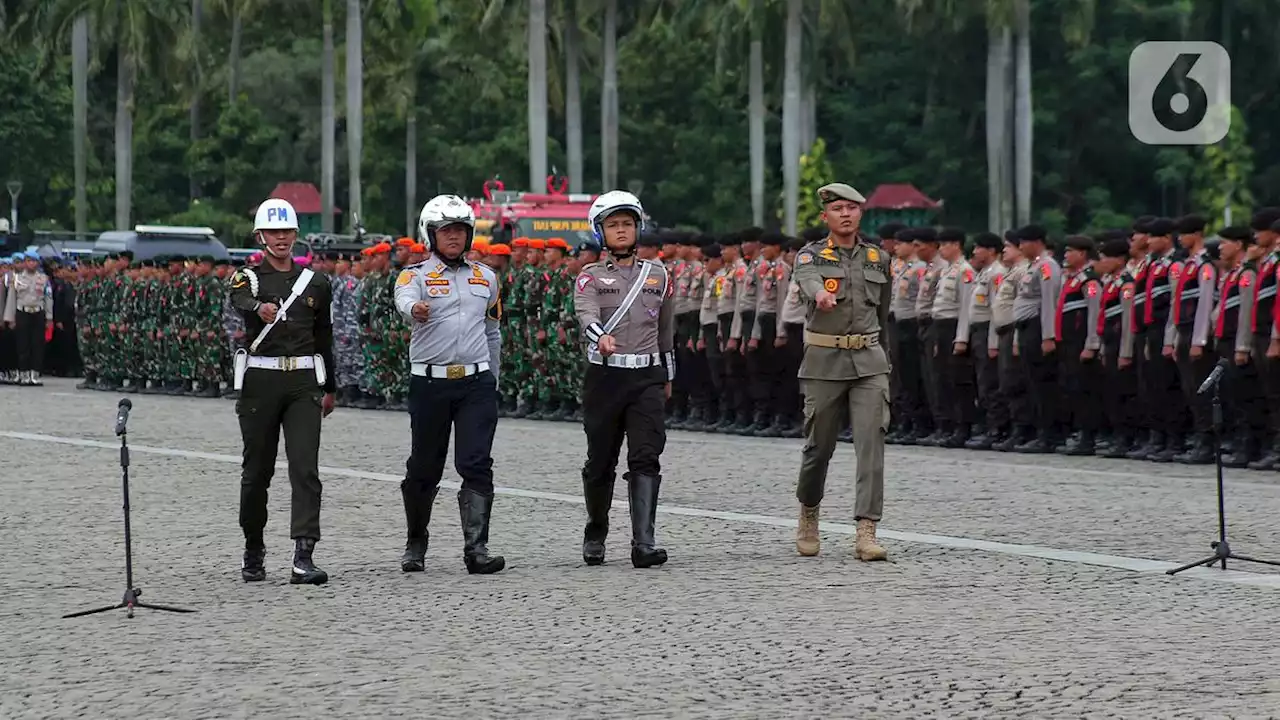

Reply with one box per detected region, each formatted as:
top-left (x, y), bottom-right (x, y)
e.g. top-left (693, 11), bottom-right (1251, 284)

top-left (3, 379), bottom-right (1280, 718)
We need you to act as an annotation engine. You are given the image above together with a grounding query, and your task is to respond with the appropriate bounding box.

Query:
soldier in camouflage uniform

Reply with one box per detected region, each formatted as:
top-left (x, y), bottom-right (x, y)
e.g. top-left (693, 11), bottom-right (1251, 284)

top-left (382, 241), bottom-right (414, 412)
top-left (189, 256), bottom-right (224, 397)
top-left (330, 252), bottom-right (364, 407)
top-left (503, 238), bottom-right (532, 416)
top-left (75, 258), bottom-right (103, 389)
top-left (358, 242), bottom-right (393, 408)
top-left (96, 253), bottom-right (131, 390)
top-left (535, 238), bottom-right (572, 419)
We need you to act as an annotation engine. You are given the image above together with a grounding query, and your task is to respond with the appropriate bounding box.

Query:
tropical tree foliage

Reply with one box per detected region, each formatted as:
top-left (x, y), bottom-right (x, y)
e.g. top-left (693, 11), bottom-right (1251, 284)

top-left (3, 0), bottom-right (1279, 245)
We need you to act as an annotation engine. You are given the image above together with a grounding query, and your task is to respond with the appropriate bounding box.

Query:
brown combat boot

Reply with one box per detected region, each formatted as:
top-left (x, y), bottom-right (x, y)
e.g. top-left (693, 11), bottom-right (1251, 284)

top-left (796, 504), bottom-right (820, 557)
top-left (855, 519), bottom-right (888, 561)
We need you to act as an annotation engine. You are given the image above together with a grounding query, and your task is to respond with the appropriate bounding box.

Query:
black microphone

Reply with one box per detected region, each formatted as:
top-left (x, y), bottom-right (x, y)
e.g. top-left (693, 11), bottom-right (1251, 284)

top-left (1197, 357), bottom-right (1229, 395)
top-left (115, 398), bottom-right (133, 436)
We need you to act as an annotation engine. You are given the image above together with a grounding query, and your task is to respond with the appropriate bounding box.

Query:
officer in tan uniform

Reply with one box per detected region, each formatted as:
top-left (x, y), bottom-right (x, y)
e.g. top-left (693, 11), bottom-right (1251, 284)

top-left (574, 190), bottom-right (676, 569)
top-left (3, 251), bottom-right (54, 386)
top-left (792, 183), bottom-right (891, 562)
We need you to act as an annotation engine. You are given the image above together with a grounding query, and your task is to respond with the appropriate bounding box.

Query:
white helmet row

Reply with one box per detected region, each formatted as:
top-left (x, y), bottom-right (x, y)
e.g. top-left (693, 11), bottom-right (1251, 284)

top-left (589, 190), bottom-right (645, 241)
top-left (254, 198), bottom-right (299, 231)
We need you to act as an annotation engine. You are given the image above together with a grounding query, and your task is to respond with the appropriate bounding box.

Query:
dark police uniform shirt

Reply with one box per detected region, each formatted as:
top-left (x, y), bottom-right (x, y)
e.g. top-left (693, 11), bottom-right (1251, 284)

top-left (228, 260), bottom-right (337, 393)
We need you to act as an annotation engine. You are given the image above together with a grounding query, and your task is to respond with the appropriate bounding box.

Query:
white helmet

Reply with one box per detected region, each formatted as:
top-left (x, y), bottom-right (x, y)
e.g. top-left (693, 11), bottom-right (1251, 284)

top-left (418, 194), bottom-right (476, 255)
top-left (254, 198), bottom-right (299, 231)
top-left (589, 190), bottom-right (645, 241)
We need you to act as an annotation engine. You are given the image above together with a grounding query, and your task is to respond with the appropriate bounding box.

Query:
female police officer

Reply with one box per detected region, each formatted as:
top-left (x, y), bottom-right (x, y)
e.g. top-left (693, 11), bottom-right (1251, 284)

top-left (574, 190), bottom-right (676, 568)
top-left (229, 198), bottom-right (336, 585)
top-left (394, 194), bottom-right (505, 575)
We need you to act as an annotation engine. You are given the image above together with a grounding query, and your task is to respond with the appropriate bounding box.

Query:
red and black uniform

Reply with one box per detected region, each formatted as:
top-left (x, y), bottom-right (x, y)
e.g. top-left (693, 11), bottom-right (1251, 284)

top-left (1214, 262), bottom-right (1264, 466)
top-left (1130, 251), bottom-right (1182, 459)
top-left (1169, 250), bottom-right (1217, 452)
top-left (1249, 251), bottom-right (1280, 467)
top-left (1054, 267), bottom-right (1104, 451)
top-left (1099, 271), bottom-right (1139, 455)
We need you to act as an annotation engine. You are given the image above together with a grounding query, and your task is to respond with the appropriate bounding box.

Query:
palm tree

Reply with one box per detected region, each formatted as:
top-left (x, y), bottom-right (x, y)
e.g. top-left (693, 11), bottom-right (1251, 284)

top-left (561, 0), bottom-right (584, 193)
top-left (528, 0), bottom-right (549, 192)
top-left (780, 0), bottom-right (802, 235)
top-left (72, 14), bottom-right (89, 235)
top-left (48, 0), bottom-right (184, 230)
top-left (188, 0), bottom-right (203, 200)
top-left (321, 0), bottom-right (335, 231)
top-left (1013, 0), bottom-right (1031, 226)
top-left (599, 0), bottom-right (617, 191)
top-left (346, 0), bottom-right (363, 230)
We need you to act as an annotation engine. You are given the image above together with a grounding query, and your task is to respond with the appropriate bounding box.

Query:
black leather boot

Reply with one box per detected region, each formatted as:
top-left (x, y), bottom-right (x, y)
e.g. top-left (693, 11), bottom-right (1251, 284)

top-left (510, 398), bottom-right (532, 419)
top-left (1099, 431), bottom-right (1133, 458)
top-left (290, 538), bottom-right (329, 585)
top-left (582, 474), bottom-right (615, 565)
top-left (753, 415), bottom-right (787, 438)
top-left (400, 483), bottom-right (438, 572)
top-left (627, 473), bottom-right (668, 569)
top-left (241, 533), bottom-right (266, 582)
top-left (781, 416), bottom-right (804, 439)
top-left (458, 489), bottom-right (505, 574)
top-left (1248, 436), bottom-right (1280, 471)
top-left (1223, 431), bottom-right (1258, 469)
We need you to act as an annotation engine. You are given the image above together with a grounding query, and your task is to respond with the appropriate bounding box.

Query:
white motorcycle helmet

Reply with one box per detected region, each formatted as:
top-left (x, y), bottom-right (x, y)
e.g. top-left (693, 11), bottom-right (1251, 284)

top-left (418, 194), bottom-right (476, 257)
top-left (254, 198), bottom-right (300, 258)
top-left (589, 190), bottom-right (644, 257)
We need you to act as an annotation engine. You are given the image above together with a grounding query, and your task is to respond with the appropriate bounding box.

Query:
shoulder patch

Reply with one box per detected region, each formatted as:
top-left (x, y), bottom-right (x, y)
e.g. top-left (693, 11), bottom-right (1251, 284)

top-left (1086, 281), bottom-right (1099, 297)
top-left (963, 268), bottom-right (975, 283)
top-left (1039, 263), bottom-right (1053, 281)
top-left (576, 274), bottom-right (592, 292)
top-left (1240, 270), bottom-right (1253, 288)
top-left (1122, 284), bottom-right (1135, 300)
top-left (230, 271), bottom-right (247, 289)
top-left (1201, 264), bottom-right (1214, 281)
top-left (797, 252), bottom-right (813, 265)
top-left (866, 248), bottom-right (880, 263)
top-left (396, 269), bottom-right (415, 287)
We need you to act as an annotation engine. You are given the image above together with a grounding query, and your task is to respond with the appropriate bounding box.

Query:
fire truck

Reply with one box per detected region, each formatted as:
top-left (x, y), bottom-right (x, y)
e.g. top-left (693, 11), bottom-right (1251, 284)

top-left (469, 175), bottom-right (642, 247)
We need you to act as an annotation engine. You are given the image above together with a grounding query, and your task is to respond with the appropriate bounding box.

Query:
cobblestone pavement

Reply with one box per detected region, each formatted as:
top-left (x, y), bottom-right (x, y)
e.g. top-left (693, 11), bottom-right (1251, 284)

top-left (4, 379), bottom-right (1280, 718)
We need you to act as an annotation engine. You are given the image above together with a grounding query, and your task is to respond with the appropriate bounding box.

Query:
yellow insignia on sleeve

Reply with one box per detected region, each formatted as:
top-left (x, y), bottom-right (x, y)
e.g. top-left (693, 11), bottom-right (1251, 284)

top-left (396, 269), bottom-right (414, 287)
top-left (487, 297), bottom-right (502, 321)
top-left (230, 271), bottom-right (247, 289)
top-left (818, 248), bottom-right (837, 261)
top-left (866, 248), bottom-right (879, 263)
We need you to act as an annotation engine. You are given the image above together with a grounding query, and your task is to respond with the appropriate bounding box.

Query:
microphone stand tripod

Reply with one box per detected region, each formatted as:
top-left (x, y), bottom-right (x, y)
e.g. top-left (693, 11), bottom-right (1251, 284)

top-left (1167, 370), bottom-right (1280, 575)
top-left (63, 430), bottom-right (195, 619)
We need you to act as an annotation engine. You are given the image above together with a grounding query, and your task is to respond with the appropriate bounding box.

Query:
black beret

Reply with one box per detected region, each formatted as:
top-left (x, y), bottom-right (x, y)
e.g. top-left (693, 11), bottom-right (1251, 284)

top-left (788, 237), bottom-right (807, 252)
top-left (119, 250), bottom-right (135, 260)
top-left (1092, 229), bottom-right (1124, 244)
top-left (895, 228), bottom-right (916, 242)
top-left (760, 232), bottom-right (785, 247)
top-left (912, 227), bottom-right (938, 243)
top-left (701, 243), bottom-right (722, 259)
top-left (141, 259), bottom-right (156, 268)
top-left (1174, 214), bottom-right (1207, 234)
top-left (739, 226), bottom-right (765, 244)
top-left (678, 232), bottom-right (700, 246)
top-left (214, 257), bottom-right (231, 266)
top-left (719, 232), bottom-right (742, 247)
top-left (801, 227), bottom-right (827, 243)
top-left (1251, 208), bottom-right (1280, 231)
top-left (973, 232), bottom-right (1002, 251)
top-left (1217, 225), bottom-right (1252, 243)
top-left (694, 233), bottom-right (717, 248)
top-left (1146, 218), bottom-right (1175, 236)
top-left (168, 254), bottom-right (187, 263)
top-left (1015, 224), bottom-right (1046, 241)
top-left (1100, 238), bottom-right (1131, 258)
top-left (638, 233), bottom-right (664, 248)
top-left (198, 254), bottom-right (215, 263)
top-left (232, 258), bottom-right (246, 267)
top-left (1272, 218), bottom-right (1280, 234)
top-left (1064, 234), bottom-right (1096, 252)
top-left (937, 227), bottom-right (966, 244)
top-left (322, 250), bottom-right (340, 261)
top-left (877, 222), bottom-right (906, 240)
top-left (1133, 215), bottom-right (1156, 232)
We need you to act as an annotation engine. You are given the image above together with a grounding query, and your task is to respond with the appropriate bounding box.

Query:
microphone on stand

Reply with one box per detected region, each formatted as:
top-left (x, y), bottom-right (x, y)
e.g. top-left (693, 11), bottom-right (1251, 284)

top-left (114, 398), bottom-right (133, 436)
top-left (1197, 358), bottom-right (1229, 396)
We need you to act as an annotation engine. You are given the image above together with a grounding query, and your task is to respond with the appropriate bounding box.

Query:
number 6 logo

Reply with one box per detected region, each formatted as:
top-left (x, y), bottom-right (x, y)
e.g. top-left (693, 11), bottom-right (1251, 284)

top-left (1128, 41), bottom-right (1231, 146)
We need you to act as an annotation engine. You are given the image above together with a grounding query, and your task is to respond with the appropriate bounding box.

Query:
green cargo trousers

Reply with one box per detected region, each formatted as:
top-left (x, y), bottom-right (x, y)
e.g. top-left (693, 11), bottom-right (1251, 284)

top-left (237, 368), bottom-right (325, 543)
top-left (795, 373), bottom-right (890, 521)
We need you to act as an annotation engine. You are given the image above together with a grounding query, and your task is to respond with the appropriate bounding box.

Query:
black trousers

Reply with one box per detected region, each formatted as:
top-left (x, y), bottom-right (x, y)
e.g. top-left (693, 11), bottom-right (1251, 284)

top-left (1059, 334), bottom-right (1104, 433)
top-left (672, 311), bottom-right (700, 414)
top-left (582, 364), bottom-right (667, 484)
top-left (919, 318), bottom-right (943, 428)
top-left (970, 322), bottom-right (1005, 432)
top-left (1253, 333), bottom-right (1280, 442)
top-left (14, 311), bottom-right (45, 372)
top-left (1015, 320), bottom-right (1059, 435)
top-left (1174, 330), bottom-right (1215, 436)
top-left (996, 326), bottom-right (1031, 428)
top-left (749, 313), bottom-right (780, 418)
top-left (1218, 339), bottom-right (1265, 441)
top-left (894, 317), bottom-right (927, 430)
top-left (779, 322), bottom-right (805, 420)
top-left (404, 371), bottom-right (498, 497)
top-left (935, 318), bottom-right (975, 429)
top-left (1138, 319), bottom-right (1184, 436)
top-left (719, 314), bottom-right (749, 421)
top-left (701, 323), bottom-right (724, 417)
top-left (237, 369), bottom-right (325, 542)
top-left (1102, 334), bottom-right (1140, 433)
top-left (0, 325), bottom-right (15, 371)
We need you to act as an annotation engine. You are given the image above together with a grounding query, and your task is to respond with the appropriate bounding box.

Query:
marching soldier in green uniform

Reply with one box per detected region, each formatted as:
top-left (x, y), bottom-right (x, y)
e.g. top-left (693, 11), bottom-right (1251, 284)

top-left (792, 183), bottom-right (891, 562)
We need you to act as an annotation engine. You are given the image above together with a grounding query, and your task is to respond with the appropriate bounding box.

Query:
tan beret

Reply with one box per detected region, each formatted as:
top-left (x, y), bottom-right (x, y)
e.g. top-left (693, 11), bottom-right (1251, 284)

top-left (817, 183), bottom-right (866, 205)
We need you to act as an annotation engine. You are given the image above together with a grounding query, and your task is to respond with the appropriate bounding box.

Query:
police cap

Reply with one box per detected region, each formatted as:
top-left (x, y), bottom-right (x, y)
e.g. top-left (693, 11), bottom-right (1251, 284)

top-left (1015, 224), bottom-right (1047, 242)
top-left (973, 232), bottom-right (1002, 251)
top-left (877, 222), bottom-right (906, 241)
top-left (1146, 218), bottom-right (1175, 236)
top-left (1100, 238), bottom-right (1131, 258)
top-left (1174, 214), bottom-right (1207, 235)
top-left (1218, 225), bottom-right (1252, 245)
top-left (817, 183), bottom-right (866, 205)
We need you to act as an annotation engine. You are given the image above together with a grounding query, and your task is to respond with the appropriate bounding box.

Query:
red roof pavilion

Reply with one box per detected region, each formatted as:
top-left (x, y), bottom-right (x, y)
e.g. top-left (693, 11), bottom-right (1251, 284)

top-left (251, 182), bottom-right (341, 215)
top-left (863, 183), bottom-right (941, 210)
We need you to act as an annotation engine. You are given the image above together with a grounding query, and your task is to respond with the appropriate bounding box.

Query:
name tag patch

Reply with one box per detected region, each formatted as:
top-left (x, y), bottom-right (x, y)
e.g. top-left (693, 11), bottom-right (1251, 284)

top-left (468, 278), bottom-right (490, 287)
top-left (426, 279), bottom-right (450, 286)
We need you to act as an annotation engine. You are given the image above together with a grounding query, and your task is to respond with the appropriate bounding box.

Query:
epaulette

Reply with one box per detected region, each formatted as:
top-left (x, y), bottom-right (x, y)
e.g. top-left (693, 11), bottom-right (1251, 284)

top-left (582, 260), bottom-right (605, 272)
